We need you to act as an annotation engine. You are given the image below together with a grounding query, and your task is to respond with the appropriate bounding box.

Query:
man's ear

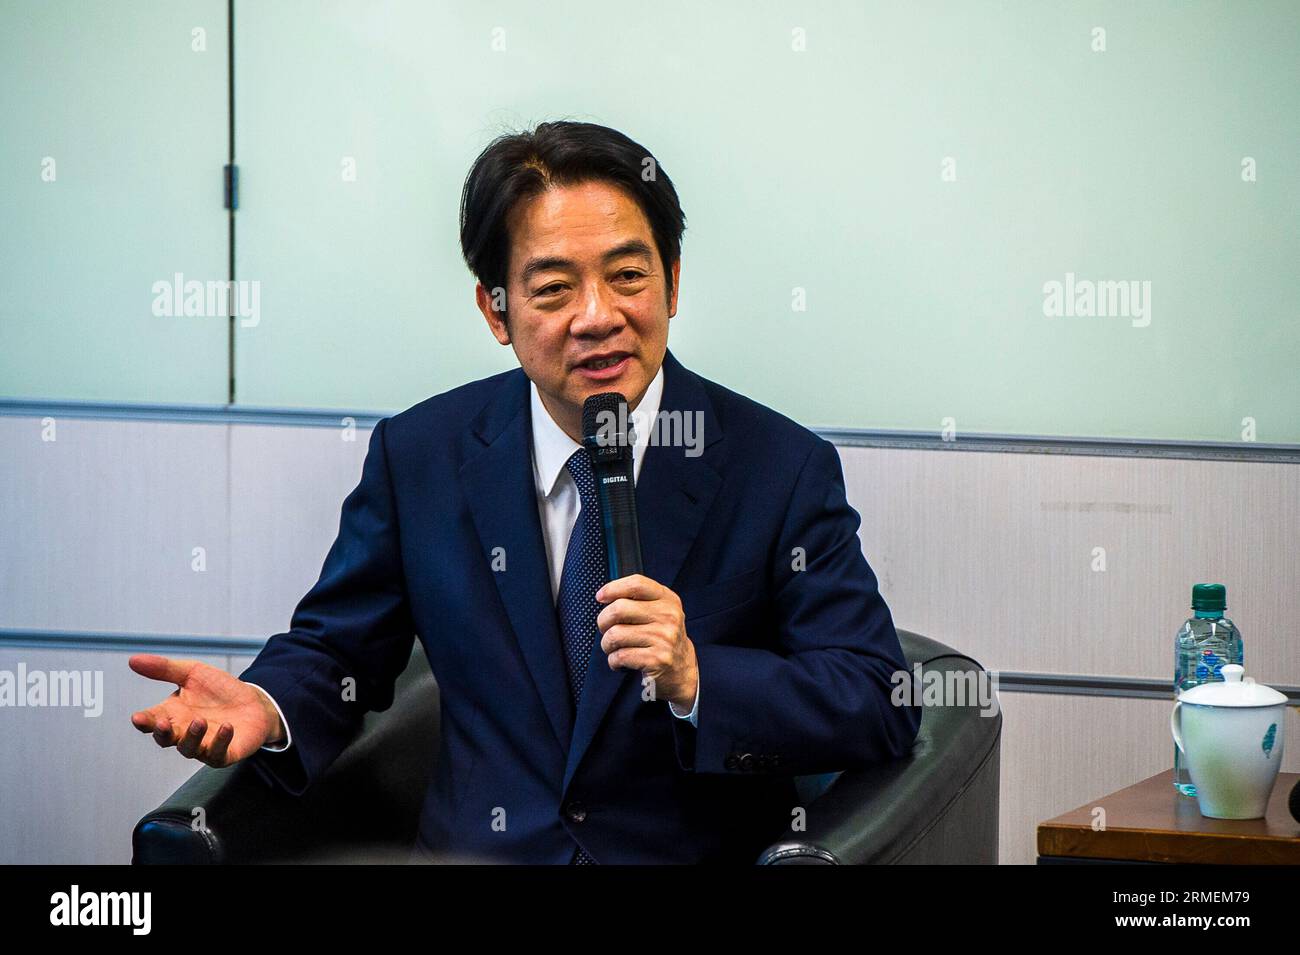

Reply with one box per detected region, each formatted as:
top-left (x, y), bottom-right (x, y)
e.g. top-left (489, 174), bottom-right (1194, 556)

top-left (476, 282), bottom-right (511, 345)
top-left (668, 258), bottom-right (681, 318)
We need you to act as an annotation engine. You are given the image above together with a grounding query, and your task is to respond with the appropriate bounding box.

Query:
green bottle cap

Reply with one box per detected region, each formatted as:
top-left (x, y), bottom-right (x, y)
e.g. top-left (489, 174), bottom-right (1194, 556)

top-left (1191, 583), bottom-right (1226, 613)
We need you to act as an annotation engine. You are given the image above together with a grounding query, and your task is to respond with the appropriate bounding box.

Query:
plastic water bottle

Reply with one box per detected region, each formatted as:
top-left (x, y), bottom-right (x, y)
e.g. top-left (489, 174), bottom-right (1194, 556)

top-left (1173, 583), bottom-right (1243, 796)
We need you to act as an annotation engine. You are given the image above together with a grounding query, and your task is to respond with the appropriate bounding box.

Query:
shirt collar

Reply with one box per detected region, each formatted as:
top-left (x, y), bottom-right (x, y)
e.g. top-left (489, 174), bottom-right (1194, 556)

top-left (530, 361), bottom-right (665, 500)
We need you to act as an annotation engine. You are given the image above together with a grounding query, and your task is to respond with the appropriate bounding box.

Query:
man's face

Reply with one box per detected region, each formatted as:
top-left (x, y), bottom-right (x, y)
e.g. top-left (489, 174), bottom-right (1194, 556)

top-left (476, 179), bottom-right (679, 440)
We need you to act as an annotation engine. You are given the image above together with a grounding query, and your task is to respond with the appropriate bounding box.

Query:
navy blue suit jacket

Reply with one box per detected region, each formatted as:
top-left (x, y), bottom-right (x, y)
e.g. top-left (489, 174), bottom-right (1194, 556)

top-left (239, 349), bottom-right (920, 863)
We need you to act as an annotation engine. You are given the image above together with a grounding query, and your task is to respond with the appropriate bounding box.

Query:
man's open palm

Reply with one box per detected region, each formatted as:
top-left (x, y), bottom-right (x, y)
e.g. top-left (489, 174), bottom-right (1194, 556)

top-left (128, 655), bottom-right (281, 767)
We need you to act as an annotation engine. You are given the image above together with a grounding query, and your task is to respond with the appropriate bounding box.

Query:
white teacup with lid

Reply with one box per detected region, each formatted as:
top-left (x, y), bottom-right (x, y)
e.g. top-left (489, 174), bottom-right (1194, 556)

top-left (1170, 664), bottom-right (1287, 819)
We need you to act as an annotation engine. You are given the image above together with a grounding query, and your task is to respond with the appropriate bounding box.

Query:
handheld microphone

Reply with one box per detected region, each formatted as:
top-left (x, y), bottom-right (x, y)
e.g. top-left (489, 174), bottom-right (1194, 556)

top-left (582, 392), bottom-right (644, 580)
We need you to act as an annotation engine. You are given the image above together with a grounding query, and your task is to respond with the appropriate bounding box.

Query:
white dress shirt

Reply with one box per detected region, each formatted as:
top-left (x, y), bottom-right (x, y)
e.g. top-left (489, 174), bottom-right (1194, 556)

top-left (253, 362), bottom-right (696, 754)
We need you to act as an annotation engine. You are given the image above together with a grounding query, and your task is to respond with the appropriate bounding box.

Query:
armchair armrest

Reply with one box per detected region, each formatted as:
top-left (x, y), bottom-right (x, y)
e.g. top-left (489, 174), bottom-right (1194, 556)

top-left (133, 646), bottom-right (439, 864)
top-left (758, 630), bottom-right (1002, 864)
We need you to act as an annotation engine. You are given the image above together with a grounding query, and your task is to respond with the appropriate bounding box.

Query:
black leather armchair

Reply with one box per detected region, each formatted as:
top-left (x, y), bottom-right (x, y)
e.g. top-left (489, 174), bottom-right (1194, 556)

top-left (133, 629), bottom-right (1000, 864)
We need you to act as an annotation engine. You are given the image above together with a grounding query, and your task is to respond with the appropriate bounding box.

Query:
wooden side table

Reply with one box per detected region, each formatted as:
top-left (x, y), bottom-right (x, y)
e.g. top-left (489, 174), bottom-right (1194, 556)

top-left (1037, 770), bottom-right (1300, 864)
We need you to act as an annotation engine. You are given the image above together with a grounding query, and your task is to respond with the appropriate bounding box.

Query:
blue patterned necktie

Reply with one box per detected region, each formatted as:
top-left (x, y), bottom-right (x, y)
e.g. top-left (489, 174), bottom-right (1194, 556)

top-left (555, 447), bottom-right (608, 865)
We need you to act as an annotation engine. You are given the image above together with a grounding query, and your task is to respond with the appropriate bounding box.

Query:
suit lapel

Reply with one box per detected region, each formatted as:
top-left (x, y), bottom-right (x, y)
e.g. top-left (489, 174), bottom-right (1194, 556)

top-left (460, 369), bottom-right (574, 756)
top-left (562, 348), bottom-right (724, 792)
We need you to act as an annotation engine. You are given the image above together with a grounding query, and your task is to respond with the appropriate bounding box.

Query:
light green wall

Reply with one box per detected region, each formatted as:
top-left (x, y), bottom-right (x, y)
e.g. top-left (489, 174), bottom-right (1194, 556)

top-left (6, 1), bottom-right (1298, 442)
top-left (0, 0), bottom-right (230, 404)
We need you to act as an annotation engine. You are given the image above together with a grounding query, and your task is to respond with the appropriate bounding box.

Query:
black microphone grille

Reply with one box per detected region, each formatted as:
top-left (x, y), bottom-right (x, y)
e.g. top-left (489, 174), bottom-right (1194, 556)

top-left (582, 392), bottom-right (628, 444)
top-left (1289, 778), bottom-right (1300, 824)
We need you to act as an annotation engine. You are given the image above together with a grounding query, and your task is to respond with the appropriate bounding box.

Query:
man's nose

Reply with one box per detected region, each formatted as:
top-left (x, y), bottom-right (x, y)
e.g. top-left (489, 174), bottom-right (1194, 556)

top-left (570, 281), bottom-right (625, 336)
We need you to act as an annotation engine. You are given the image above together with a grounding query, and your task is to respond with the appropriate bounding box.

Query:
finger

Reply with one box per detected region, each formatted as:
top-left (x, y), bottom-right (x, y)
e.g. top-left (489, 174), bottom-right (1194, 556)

top-left (596, 574), bottom-right (661, 604)
top-left (176, 717), bottom-right (207, 758)
top-left (607, 647), bottom-right (655, 672)
top-left (152, 716), bottom-right (177, 748)
top-left (130, 710), bottom-right (159, 733)
top-left (596, 597), bottom-right (659, 630)
top-left (129, 653), bottom-right (198, 686)
top-left (600, 624), bottom-right (656, 655)
top-left (203, 723), bottom-right (234, 767)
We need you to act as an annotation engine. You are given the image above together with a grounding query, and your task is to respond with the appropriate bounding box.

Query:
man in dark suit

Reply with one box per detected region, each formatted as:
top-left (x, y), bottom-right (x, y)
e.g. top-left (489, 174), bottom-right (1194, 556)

top-left (130, 121), bottom-right (920, 864)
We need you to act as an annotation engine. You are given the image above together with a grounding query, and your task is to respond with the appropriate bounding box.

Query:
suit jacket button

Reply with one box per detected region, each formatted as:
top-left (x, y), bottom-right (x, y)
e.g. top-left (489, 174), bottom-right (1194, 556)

top-left (739, 753), bottom-right (755, 772)
top-left (564, 801), bottom-right (587, 823)
top-left (724, 754), bottom-right (740, 770)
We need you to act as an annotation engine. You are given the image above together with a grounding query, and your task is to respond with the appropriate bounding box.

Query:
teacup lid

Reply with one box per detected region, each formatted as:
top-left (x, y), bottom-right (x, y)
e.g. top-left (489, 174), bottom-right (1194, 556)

top-left (1178, 664), bottom-right (1287, 707)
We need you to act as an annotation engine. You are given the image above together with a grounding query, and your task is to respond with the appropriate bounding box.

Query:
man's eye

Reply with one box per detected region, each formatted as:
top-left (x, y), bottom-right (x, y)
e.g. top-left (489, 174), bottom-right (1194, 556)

top-left (537, 283), bottom-right (564, 296)
top-left (617, 270), bottom-right (645, 281)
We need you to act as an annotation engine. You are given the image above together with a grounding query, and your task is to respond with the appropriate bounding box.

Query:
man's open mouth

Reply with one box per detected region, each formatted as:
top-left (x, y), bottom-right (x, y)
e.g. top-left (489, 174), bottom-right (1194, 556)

top-left (574, 353), bottom-right (633, 380)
